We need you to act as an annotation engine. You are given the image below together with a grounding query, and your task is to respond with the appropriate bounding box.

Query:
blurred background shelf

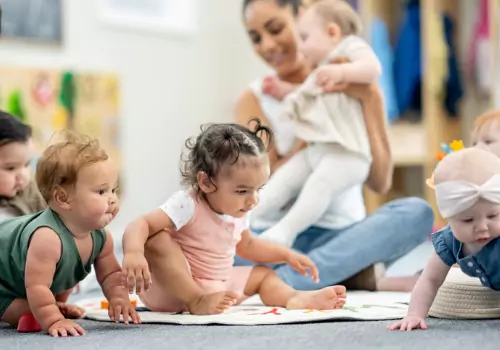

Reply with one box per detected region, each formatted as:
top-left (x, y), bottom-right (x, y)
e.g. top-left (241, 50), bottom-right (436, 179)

top-left (358, 0), bottom-right (499, 226)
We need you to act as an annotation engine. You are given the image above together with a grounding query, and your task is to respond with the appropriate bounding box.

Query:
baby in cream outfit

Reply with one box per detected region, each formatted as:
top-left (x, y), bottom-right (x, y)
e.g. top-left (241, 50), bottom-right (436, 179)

top-left (254, 0), bottom-right (382, 247)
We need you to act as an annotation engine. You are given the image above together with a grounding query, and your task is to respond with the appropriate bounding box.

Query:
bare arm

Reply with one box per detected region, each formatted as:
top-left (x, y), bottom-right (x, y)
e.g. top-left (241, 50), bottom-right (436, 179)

top-left (122, 209), bottom-right (176, 255)
top-left (406, 252), bottom-right (450, 318)
top-left (25, 227), bottom-right (64, 330)
top-left (94, 231), bottom-right (125, 299)
top-left (361, 84), bottom-right (393, 194)
top-left (339, 44), bottom-right (382, 84)
top-left (236, 229), bottom-right (290, 264)
top-left (234, 89), bottom-right (306, 173)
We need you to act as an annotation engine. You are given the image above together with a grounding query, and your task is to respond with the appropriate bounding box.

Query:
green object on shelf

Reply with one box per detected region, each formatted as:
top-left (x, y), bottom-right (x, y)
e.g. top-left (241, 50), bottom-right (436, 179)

top-left (5, 90), bottom-right (27, 123)
top-left (59, 72), bottom-right (76, 127)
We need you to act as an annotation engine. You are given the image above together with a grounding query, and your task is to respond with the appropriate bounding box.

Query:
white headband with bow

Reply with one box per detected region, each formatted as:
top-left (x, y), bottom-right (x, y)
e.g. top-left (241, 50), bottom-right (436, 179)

top-left (435, 174), bottom-right (500, 218)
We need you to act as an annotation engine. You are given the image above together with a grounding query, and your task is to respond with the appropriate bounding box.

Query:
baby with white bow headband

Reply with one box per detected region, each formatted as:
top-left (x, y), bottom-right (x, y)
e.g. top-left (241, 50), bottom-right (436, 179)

top-left (389, 147), bottom-right (500, 331)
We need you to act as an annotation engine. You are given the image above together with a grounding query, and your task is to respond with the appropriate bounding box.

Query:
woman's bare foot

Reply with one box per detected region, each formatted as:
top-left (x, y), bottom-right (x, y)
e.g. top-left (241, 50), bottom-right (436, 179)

top-left (56, 302), bottom-right (85, 319)
top-left (376, 275), bottom-right (420, 292)
top-left (187, 291), bottom-right (239, 315)
top-left (286, 285), bottom-right (347, 310)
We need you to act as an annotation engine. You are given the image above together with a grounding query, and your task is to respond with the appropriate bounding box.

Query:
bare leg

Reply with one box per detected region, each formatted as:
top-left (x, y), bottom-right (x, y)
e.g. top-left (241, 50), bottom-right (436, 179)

top-left (377, 276), bottom-right (420, 292)
top-left (55, 289), bottom-right (85, 319)
top-left (1, 299), bottom-right (32, 327)
top-left (244, 266), bottom-right (347, 310)
top-left (1, 290), bottom-right (83, 330)
top-left (144, 231), bottom-right (238, 315)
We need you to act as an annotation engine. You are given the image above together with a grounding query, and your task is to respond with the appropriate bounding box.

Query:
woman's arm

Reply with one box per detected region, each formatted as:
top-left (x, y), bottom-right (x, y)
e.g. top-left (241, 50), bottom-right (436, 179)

top-left (326, 58), bottom-right (393, 194)
top-left (359, 84), bottom-right (393, 194)
top-left (234, 89), bottom-right (306, 173)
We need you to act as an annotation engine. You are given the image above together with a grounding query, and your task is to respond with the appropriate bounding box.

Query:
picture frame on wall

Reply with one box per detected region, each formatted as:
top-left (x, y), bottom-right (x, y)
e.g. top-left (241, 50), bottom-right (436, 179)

top-left (0, 0), bottom-right (63, 44)
top-left (97, 0), bottom-right (198, 38)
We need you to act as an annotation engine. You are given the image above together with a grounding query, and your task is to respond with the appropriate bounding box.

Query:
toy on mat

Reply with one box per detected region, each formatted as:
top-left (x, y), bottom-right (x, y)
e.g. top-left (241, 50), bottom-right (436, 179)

top-left (426, 140), bottom-right (465, 190)
top-left (101, 299), bottom-right (137, 310)
top-left (17, 313), bottom-right (42, 333)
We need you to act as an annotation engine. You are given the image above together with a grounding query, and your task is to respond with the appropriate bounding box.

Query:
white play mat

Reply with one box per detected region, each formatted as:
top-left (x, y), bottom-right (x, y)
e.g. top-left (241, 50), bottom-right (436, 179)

top-left (77, 291), bottom-right (411, 325)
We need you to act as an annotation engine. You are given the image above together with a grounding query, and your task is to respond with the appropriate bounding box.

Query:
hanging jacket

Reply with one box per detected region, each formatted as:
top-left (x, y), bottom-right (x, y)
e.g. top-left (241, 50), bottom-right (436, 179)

top-left (393, 0), bottom-right (422, 115)
top-left (370, 17), bottom-right (400, 122)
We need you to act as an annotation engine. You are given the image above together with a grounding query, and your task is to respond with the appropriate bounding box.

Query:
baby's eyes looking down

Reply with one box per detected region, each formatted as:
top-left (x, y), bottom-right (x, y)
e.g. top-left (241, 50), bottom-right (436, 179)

top-left (198, 154), bottom-right (270, 218)
top-left (449, 200), bottom-right (500, 245)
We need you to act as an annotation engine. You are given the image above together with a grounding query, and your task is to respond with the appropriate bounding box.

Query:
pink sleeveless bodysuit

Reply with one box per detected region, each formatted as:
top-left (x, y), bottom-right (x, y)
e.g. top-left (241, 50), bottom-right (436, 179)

top-left (139, 191), bottom-right (254, 312)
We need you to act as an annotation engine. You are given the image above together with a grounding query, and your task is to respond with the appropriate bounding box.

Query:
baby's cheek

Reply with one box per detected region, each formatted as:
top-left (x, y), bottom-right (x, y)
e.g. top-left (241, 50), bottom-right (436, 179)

top-left (487, 142), bottom-right (500, 158)
top-left (449, 221), bottom-right (467, 238)
top-left (490, 220), bottom-right (500, 237)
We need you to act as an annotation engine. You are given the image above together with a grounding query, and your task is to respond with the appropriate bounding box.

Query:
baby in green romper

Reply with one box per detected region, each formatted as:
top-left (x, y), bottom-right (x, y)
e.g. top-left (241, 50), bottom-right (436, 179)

top-left (0, 130), bottom-right (140, 337)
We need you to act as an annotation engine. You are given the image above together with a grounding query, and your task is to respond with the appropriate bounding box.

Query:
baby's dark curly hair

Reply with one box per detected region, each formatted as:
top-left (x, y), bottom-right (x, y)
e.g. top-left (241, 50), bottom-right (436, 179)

top-left (181, 117), bottom-right (274, 194)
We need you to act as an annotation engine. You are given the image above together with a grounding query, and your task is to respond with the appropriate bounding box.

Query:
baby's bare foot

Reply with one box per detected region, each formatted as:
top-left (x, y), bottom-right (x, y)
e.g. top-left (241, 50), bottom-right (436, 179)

top-left (56, 302), bottom-right (85, 319)
top-left (286, 285), bottom-right (347, 310)
top-left (187, 291), bottom-right (239, 315)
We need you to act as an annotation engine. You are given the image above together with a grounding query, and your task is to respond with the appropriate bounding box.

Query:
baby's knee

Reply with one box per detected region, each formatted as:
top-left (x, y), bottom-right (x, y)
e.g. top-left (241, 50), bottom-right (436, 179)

top-left (252, 265), bottom-right (276, 280)
top-left (1, 298), bottom-right (30, 327)
top-left (145, 230), bottom-right (174, 256)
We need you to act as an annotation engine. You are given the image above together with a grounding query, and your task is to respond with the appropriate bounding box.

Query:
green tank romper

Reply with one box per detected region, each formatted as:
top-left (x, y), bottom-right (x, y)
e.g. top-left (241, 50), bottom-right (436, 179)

top-left (0, 208), bottom-right (106, 317)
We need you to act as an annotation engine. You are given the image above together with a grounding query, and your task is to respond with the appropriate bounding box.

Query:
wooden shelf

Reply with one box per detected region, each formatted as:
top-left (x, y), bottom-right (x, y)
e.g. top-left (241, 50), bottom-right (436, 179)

top-left (388, 121), bottom-right (427, 166)
top-left (491, 0), bottom-right (500, 107)
top-left (359, 0), bottom-right (464, 224)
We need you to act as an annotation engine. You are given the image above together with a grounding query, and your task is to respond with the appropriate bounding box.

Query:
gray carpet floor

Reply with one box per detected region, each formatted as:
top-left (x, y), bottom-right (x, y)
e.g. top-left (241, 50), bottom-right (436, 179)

top-left (2, 317), bottom-right (500, 349)
top-left (0, 242), bottom-right (488, 349)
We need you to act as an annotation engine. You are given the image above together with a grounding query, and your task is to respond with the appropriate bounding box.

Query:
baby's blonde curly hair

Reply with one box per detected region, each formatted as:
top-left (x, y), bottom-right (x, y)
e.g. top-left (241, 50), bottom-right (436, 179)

top-left (36, 130), bottom-right (109, 203)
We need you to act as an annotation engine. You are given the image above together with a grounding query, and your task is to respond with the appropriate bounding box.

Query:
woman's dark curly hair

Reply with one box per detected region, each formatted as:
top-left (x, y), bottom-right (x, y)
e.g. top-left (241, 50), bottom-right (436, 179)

top-left (180, 117), bottom-right (274, 194)
top-left (242, 0), bottom-right (302, 15)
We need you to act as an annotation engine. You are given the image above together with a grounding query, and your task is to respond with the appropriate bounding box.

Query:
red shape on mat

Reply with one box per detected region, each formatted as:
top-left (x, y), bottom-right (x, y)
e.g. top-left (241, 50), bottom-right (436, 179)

top-left (17, 313), bottom-right (42, 333)
top-left (251, 307), bottom-right (282, 315)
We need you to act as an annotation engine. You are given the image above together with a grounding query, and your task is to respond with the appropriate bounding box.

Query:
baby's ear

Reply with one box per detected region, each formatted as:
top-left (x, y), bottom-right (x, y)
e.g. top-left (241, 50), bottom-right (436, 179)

top-left (197, 171), bottom-right (216, 194)
top-left (53, 186), bottom-right (71, 209)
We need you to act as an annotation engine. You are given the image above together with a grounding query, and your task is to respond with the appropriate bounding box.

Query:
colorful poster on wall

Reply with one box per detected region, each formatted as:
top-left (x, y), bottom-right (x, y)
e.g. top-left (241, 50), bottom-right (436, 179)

top-left (0, 66), bottom-right (121, 180)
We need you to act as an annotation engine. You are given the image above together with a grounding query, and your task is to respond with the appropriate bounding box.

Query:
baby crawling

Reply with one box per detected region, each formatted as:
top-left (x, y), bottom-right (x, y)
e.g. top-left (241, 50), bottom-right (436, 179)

top-left (390, 147), bottom-right (500, 331)
top-left (121, 119), bottom-right (346, 314)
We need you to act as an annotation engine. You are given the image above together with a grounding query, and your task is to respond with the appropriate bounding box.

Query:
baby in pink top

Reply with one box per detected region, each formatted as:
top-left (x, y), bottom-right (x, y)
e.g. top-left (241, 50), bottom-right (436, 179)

top-left (121, 118), bottom-right (347, 314)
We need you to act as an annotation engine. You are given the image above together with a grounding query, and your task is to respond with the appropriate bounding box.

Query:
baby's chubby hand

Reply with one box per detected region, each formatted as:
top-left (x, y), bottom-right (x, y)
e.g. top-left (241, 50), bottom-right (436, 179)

top-left (262, 76), bottom-right (296, 101)
top-left (107, 295), bottom-right (141, 325)
top-left (388, 315), bottom-right (428, 331)
top-left (315, 65), bottom-right (344, 91)
top-left (122, 252), bottom-right (152, 294)
top-left (285, 250), bottom-right (320, 283)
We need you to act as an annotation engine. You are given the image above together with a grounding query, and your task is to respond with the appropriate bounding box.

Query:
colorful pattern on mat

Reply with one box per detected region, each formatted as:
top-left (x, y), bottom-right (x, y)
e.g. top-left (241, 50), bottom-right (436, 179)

top-left (76, 291), bottom-right (410, 325)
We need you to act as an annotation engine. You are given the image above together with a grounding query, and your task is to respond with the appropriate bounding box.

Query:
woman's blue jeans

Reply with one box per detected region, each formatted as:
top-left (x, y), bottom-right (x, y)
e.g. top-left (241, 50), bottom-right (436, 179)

top-left (234, 197), bottom-right (434, 290)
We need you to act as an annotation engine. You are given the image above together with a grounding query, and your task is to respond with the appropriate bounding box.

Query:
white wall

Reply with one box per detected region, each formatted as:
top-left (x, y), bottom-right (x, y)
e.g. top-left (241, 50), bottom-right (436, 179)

top-left (0, 0), bottom-right (268, 239)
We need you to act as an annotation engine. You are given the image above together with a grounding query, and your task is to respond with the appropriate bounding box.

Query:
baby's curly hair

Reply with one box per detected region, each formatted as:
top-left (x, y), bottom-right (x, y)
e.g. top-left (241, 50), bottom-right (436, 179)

top-left (181, 117), bottom-right (273, 194)
top-left (36, 130), bottom-right (109, 203)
